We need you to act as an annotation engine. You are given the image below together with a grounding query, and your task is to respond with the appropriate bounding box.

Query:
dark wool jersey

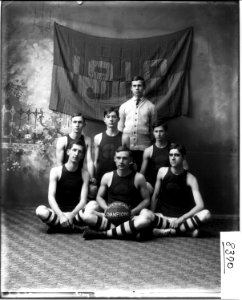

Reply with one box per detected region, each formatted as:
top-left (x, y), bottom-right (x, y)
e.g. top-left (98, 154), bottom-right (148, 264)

top-left (96, 131), bottom-right (122, 183)
top-left (56, 165), bottom-right (83, 211)
top-left (145, 143), bottom-right (170, 187)
top-left (107, 170), bottom-right (142, 209)
top-left (63, 134), bottom-right (85, 168)
top-left (156, 168), bottom-right (194, 217)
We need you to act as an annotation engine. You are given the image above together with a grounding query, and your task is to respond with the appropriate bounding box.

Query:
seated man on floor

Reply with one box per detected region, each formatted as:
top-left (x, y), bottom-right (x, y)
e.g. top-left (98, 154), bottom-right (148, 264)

top-left (82, 145), bottom-right (153, 240)
top-left (56, 112), bottom-right (97, 200)
top-left (140, 120), bottom-right (188, 195)
top-left (149, 143), bottom-right (211, 237)
top-left (36, 141), bottom-right (89, 232)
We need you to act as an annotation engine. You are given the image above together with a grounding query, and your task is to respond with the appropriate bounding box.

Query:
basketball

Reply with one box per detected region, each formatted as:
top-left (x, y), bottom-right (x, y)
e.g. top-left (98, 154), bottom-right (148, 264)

top-left (105, 202), bottom-right (131, 225)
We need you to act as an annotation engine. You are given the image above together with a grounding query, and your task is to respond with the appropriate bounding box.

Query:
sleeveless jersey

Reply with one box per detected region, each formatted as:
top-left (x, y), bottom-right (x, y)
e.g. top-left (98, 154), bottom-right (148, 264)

top-left (156, 168), bottom-right (194, 217)
top-left (96, 131), bottom-right (122, 183)
top-left (145, 143), bottom-right (170, 187)
top-left (63, 134), bottom-right (85, 168)
top-left (56, 165), bottom-right (83, 211)
top-left (107, 170), bottom-right (141, 209)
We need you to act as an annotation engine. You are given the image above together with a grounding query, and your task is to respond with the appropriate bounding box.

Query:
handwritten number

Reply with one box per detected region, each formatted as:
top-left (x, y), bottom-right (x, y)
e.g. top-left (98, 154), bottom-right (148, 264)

top-left (225, 249), bottom-right (235, 255)
top-left (226, 242), bottom-right (235, 249)
top-left (224, 241), bottom-right (236, 272)
top-left (226, 256), bottom-right (234, 262)
top-left (227, 262), bottom-right (233, 269)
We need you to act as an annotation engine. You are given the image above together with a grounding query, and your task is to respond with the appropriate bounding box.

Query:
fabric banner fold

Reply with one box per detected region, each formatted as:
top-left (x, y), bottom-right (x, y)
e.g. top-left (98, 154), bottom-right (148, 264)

top-left (50, 22), bottom-right (193, 121)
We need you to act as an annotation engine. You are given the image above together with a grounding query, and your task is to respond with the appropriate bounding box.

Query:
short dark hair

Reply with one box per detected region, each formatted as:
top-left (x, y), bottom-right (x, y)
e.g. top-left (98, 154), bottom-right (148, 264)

top-left (169, 143), bottom-right (186, 157)
top-left (68, 140), bottom-right (86, 156)
top-left (71, 112), bottom-right (85, 122)
top-left (104, 107), bottom-right (119, 118)
top-left (115, 145), bottom-right (133, 158)
top-left (131, 76), bottom-right (145, 88)
top-left (152, 120), bottom-right (168, 131)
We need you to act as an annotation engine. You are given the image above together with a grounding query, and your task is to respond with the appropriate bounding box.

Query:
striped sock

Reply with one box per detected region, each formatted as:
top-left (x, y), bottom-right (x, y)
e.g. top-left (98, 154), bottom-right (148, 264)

top-left (73, 210), bottom-right (85, 226)
top-left (153, 214), bottom-right (170, 229)
top-left (91, 215), bottom-right (113, 231)
top-left (41, 210), bottom-right (59, 227)
top-left (106, 220), bottom-right (138, 238)
top-left (176, 215), bottom-right (203, 235)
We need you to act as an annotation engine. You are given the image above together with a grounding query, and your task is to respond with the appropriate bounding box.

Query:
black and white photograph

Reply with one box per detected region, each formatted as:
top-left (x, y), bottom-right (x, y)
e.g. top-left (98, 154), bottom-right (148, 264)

top-left (0, 1), bottom-right (241, 299)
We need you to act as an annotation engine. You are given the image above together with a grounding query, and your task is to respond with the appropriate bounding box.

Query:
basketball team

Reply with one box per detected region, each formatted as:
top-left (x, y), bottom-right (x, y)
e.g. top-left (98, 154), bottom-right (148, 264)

top-left (36, 76), bottom-right (211, 240)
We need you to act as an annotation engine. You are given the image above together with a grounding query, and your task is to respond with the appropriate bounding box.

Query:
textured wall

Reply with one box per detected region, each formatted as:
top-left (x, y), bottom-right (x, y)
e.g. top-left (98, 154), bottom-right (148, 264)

top-left (1, 1), bottom-right (239, 214)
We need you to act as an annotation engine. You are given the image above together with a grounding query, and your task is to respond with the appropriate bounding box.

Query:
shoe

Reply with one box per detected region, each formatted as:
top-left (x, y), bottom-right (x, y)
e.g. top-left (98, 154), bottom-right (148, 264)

top-left (47, 225), bottom-right (85, 234)
top-left (136, 228), bottom-right (154, 241)
top-left (189, 229), bottom-right (200, 237)
top-left (152, 228), bottom-right (172, 237)
top-left (47, 226), bottom-right (75, 234)
top-left (176, 229), bottom-right (200, 237)
top-left (83, 228), bottom-right (107, 240)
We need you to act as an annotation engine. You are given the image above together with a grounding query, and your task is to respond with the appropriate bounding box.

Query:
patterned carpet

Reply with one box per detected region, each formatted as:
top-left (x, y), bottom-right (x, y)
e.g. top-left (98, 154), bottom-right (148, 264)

top-left (1, 207), bottom-right (231, 298)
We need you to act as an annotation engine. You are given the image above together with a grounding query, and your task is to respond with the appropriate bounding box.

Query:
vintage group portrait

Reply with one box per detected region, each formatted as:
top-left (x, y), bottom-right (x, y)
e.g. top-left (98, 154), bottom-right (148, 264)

top-left (0, 1), bottom-right (240, 299)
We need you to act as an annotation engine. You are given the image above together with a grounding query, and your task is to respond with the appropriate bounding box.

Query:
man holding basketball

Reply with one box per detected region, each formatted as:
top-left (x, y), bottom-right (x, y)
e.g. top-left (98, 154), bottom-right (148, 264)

top-left (82, 145), bottom-right (153, 240)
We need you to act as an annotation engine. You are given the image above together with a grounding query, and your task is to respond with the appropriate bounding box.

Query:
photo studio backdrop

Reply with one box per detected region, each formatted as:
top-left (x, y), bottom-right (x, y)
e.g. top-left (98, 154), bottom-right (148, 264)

top-left (1, 1), bottom-right (239, 217)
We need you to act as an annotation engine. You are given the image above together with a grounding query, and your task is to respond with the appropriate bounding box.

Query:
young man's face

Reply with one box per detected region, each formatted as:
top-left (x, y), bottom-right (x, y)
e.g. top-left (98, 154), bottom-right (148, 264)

top-left (153, 125), bottom-right (167, 141)
top-left (169, 149), bottom-right (183, 168)
top-left (104, 111), bottom-right (119, 128)
top-left (131, 80), bottom-right (144, 98)
top-left (114, 151), bottom-right (132, 170)
top-left (71, 116), bottom-right (85, 133)
top-left (67, 144), bottom-right (85, 163)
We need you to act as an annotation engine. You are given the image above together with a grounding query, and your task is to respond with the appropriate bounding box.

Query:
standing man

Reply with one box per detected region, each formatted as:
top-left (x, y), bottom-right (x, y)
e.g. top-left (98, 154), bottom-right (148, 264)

top-left (118, 76), bottom-right (156, 171)
top-left (56, 112), bottom-right (97, 198)
top-left (82, 145), bottom-right (153, 240)
top-left (36, 141), bottom-right (89, 231)
top-left (94, 107), bottom-right (122, 185)
top-left (150, 143), bottom-right (211, 237)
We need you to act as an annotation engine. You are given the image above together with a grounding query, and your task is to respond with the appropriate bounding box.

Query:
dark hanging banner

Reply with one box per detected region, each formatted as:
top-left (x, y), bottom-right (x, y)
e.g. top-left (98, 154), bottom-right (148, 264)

top-left (50, 22), bottom-right (193, 121)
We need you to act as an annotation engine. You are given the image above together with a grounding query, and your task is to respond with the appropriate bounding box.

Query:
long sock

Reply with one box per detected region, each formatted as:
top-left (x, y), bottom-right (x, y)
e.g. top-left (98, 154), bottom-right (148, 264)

top-left (175, 215), bottom-right (203, 235)
top-left (106, 220), bottom-right (138, 238)
top-left (91, 215), bottom-right (113, 231)
top-left (73, 210), bottom-right (85, 226)
top-left (153, 214), bottom-right (170, 229)
top-left (41, 210), bottom-right (59, 227)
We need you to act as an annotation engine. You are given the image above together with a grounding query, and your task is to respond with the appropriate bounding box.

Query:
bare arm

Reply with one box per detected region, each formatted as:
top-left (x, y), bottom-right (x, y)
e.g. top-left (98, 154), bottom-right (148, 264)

top-left (96, 173), bottom-right (111, 211)
top-left (85, 136), bottom-right (95, 179)
top-left (48, 167), bottom-right (70, 227)
top-left (132, 173), bottom-right (150, 216)
top-left (56, 136), bottom-right (67, 166)
top-left (93, 133), bottom-right (102, 176)
top-left (48, 167), bottom-right (63, 216)
top-left (140, 146), bottom-right (152, 176)
top-left (117, 105), bottom-right (125, 132)
top-left (177, 173), bottom-right (204, 223)
top-left (151, 167), bottom-right (168, 212)
top-left (70, 169), bottom-right (90, 218)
